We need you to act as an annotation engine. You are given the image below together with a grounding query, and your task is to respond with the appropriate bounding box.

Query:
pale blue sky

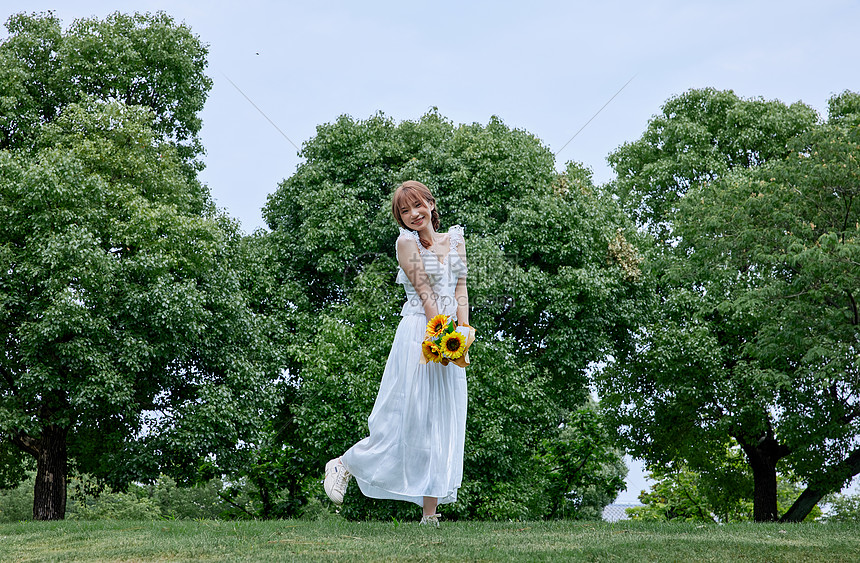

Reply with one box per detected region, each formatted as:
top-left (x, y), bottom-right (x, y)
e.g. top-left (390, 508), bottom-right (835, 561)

top-left (11, 0), bottom-right (860, 233)
top-left (7, 0), bottom-right (860, 503)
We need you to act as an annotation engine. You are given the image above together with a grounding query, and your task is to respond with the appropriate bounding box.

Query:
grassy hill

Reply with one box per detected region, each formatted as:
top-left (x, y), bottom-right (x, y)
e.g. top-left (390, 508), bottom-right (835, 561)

top-left (1, 519), bottom-right (858, 562)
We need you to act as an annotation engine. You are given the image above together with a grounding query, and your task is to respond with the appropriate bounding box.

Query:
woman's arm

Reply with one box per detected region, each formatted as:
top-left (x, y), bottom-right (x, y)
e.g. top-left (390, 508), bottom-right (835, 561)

top-left (397, 236), bottom-right (439, 322)
top-left (454, 240), bottom-right (469, 326)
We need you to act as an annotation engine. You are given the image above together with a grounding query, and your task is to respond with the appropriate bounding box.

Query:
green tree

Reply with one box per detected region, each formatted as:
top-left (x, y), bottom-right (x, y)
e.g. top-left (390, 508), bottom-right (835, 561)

top-left (0, 11), bottom-right (211, 175)
top-left (252, 111), bottom-right (641, 519)
top-left (609, 87), bottom-right (816, 240)
top-left (678, 90), bottom-right (860, 522)
top-left (599, 87), bottom-right (860, 522)
top-left (825, 491), bottom-right (860, 522)
top-left (627, 464), bottom-right (746, 523)
top-left (628, 461), bottom-right (821, 522)
top-left (533, 404), bottom-right (627, 520)
top-left (0, 13), bottom-right (273, 520)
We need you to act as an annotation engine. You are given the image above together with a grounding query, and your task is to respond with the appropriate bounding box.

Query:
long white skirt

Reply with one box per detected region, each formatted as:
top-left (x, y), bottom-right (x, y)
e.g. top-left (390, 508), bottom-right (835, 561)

top-left (342, 314), bottom-right (467, 507)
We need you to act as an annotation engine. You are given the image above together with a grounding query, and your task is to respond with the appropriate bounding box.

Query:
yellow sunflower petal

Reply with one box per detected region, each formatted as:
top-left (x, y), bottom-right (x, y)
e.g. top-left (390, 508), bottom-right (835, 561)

top-left (439, 332), bottom-right (467, 360)
top-left (426, 314), bottom-right (449, 338)
top-left (422, 340), bottom-right (443, 362)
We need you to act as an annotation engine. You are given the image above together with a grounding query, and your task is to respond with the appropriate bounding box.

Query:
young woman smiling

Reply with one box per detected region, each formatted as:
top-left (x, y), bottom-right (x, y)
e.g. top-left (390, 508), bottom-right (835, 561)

top-left (323, 180), bottom-right (471, 527)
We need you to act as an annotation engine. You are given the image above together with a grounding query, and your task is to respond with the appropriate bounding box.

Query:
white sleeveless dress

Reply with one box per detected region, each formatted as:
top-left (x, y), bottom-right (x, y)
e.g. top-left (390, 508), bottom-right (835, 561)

top-left (342, 225), bottom-right (468, 507)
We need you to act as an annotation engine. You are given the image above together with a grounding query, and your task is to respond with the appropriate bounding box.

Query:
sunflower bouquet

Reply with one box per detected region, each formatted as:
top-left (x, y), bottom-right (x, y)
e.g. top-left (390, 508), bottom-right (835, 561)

top-left (421, 314), bottom-right (476, 368)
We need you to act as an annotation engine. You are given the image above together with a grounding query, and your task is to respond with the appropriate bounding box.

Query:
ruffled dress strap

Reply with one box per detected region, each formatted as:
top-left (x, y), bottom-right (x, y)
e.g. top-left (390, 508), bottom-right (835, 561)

top-left (447, 225), bottom-right (467, 279)
top-left (448, 225), bottom-right (465, 249)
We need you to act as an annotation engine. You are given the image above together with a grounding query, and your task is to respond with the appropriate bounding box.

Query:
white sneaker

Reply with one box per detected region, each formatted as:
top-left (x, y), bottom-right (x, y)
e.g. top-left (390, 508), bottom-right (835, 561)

top-left (419, 513), bottom-right (441, 527)
top-left (323, 458), bottom-right (351, 505)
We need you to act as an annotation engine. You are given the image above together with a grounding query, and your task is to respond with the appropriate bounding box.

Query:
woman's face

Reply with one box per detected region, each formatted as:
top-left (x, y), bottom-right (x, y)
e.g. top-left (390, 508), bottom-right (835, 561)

top-left (399, 195), bottom-right (433, 231)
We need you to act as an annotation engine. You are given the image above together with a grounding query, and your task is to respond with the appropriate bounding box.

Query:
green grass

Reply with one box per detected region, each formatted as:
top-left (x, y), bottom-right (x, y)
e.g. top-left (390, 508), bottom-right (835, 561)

top-left (0, 519), bottom-right (858, 562)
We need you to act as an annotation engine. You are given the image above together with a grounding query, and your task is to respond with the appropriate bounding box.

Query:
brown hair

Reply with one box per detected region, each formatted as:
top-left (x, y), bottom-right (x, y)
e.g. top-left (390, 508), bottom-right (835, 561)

top-left (391, 181), bottom-right (441, 247)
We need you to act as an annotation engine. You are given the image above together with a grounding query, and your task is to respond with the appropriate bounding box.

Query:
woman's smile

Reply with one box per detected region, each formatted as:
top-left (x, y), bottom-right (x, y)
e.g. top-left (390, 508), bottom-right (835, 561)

top-left (400, 198), bottom-right (433, 231)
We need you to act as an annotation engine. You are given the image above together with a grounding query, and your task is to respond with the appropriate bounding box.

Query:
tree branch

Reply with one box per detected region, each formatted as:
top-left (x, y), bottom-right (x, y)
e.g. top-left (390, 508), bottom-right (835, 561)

top-left (0, 365), bottom-right (17, 394)
top-left (679, 482), bottom-right (718, 523)
top-left (10, 433), bottom-right (39, 457)
top-left (780, 446), bottom-right (860, 522)
top-left (846, 290), bottom-right (858, 326)
top-left (217, 490), bottom-right (255, 518)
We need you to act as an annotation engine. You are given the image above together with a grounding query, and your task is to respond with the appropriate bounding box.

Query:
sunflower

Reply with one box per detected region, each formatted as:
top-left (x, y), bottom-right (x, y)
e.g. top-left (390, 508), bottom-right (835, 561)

top-left (422, 340), bottom-right (443, 363)
top-left (426, 314), bottom-right (449, 338)
top-left (439, 331), bottom-right (467, 359)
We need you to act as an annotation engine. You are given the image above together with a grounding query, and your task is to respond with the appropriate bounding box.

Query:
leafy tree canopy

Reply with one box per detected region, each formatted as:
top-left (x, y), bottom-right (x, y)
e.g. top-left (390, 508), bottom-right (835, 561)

top-left (609, 87), bottom-right (817, 240)
top-left (250, 110), bottom-right (643, 520)
top-left (0, 11), bottom-right (211, 171)
top-left (599, 88), bottom-right (860, 522)
top-left (0, 12), bottom-right (273, 520)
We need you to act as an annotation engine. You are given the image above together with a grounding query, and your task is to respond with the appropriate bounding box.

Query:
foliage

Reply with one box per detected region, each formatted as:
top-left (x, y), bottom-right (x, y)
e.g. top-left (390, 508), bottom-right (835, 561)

top-left (0, 11), bottom-right (211, 173)
top-left (0, 472), bottom-right (257, 521)
top-left (0, 12), bottom-right (275, 520)
top-left (825, 492), bottom-right (860, 522)
top-left (532, 405), bottom-right (627, 520)
top-left (0, 442), bottom-right (30, 490)
top-left (628, 458), bottom-right (823, 523)
top-left (609, 87), bottom-right (816, 240)
top-left (147, 475), bottom-right (255, 520)
top-left (0, 471), bottom-right (33, 522)
top-left (599, 87), bottom-right (860, 522)
top-left (250, 111), bottom-right (642, 520)
top-left (68, 487), bottom-right (162, 521)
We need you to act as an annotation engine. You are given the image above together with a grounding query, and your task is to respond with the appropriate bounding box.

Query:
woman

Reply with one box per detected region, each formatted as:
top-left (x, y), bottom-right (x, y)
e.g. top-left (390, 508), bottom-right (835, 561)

top-left (324, 180), bottom-right (471, 527)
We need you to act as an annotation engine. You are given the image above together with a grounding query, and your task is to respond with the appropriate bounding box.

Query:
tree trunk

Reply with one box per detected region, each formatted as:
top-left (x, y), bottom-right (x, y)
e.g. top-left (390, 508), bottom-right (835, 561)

top-left (780, 447), bottom-right (860, 523)
top-left (739, 437), bottom-right (786, 522)
top-left (32, 425), bottom-right (68, 521)
top-left (749, 453), bottom-right (778, 522)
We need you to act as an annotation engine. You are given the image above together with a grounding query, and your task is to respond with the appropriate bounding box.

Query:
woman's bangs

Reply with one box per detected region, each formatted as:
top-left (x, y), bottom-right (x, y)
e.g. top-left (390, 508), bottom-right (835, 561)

top-left (396, 187), bottom-right (425, 212)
